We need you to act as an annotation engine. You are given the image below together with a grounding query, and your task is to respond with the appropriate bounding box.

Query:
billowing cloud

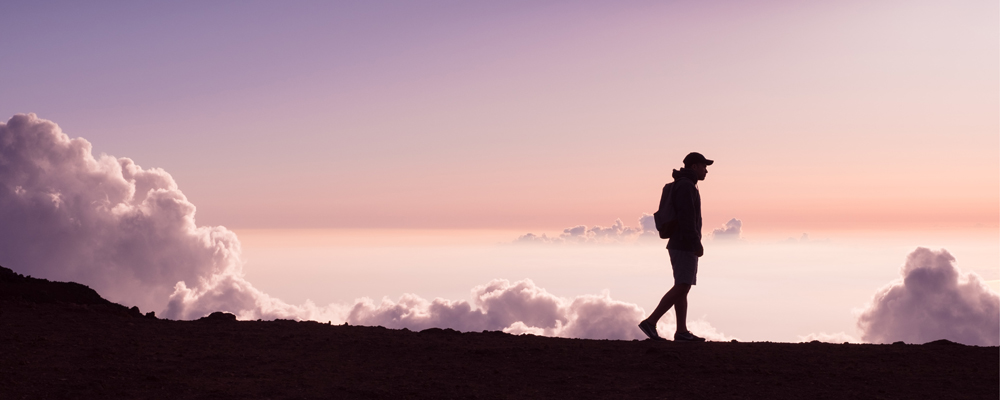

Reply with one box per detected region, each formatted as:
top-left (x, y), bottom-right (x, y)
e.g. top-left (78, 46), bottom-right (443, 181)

top-left (0, 113), bottom-right (340, 321)
top-left (515, 214), bottom-right (658, 244)
top-left (348, 278), bottom-right (735, 341)
top-left (856, 248), bottom-right (999, 346)
top-left (711, 218), bottom-right (742, 240)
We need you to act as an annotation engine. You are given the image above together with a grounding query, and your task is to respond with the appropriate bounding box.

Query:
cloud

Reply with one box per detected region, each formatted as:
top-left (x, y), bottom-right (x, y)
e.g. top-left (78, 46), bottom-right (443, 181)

top-left (0, 113), bottom-right (341, 321)
top-left (711, 218), bottom-right (742, 240)
top-left (347, 278), bottom-right (625, 338)
top-left (515, 214), bottom-right (659, 244)
top-left (638, 213), bottom-right (657, 233)
top-left (856, 248), bottom-right (999, 346)
top-left (347, 278), bottom-right (735, 341)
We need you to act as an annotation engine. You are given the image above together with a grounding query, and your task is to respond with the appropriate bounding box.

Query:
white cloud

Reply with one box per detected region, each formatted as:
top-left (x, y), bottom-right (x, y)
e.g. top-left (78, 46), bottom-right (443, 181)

top-left (347, 278), bottom-right (734, 341)
top-left (638, 213), bottom-right (657, 233)
top-left (503, 321), bottom-right (546, 336)
top-left (856, 248), bottom-right (999, 346)
top-left (0, 113), bottom-right (340, 321)
top-left (347, 279), bottom-right (621, 338)
top-left (711, 218), bottom-right (742, 241)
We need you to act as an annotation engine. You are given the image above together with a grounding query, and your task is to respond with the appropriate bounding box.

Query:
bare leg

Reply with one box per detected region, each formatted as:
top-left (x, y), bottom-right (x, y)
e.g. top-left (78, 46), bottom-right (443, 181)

top-left (674, 295), bottom-right (688, 334)
top-left (644, 283), bottom-right (692, 324)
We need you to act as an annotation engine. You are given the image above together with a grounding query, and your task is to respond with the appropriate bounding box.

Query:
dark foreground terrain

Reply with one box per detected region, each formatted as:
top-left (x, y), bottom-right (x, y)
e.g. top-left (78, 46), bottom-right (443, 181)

top-left (1, 266), bottom-right (997, 399)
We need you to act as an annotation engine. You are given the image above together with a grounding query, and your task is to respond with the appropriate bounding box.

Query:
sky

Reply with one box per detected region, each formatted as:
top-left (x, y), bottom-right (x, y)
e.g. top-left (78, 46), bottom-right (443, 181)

top-left (3, 0), bottom-right (996, 231)
top-left (1, 0), bottom-right (997, 344)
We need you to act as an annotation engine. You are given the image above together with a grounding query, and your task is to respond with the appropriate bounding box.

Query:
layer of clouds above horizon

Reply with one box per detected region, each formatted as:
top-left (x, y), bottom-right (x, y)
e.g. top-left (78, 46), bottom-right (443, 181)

top-left (1, 114), bottom-right (996, 345)
top-left (514, 215), bottom-right (658, 245)
top-left (514, 216), bottom-right (743, 244)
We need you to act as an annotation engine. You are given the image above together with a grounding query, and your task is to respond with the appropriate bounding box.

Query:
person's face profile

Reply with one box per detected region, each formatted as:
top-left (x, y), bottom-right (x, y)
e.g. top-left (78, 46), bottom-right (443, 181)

top-left (691, 163), bottom-right (708, 180)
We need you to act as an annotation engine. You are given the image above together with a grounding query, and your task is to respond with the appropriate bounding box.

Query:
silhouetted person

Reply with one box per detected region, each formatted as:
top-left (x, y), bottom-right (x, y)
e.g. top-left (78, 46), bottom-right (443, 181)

top-left (638, 152), bottom-right (712, 342)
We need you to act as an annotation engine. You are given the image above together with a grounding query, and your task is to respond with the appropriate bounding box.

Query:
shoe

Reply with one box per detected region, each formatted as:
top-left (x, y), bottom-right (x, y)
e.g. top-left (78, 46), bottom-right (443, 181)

top-left (674, 330), bottom-right (706, 342)
top-left (638, 320), bottom-right (664, 340)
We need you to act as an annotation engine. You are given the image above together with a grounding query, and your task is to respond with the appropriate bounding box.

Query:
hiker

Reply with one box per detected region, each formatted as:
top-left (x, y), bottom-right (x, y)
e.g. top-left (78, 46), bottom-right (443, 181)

top-left (638, 152), bottom-right (712, 342)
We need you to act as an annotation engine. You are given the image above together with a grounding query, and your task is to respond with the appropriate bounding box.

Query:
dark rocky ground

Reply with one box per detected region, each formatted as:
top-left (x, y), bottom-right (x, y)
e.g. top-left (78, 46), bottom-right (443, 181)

top-left (1, 266), bottom-right (997, 399)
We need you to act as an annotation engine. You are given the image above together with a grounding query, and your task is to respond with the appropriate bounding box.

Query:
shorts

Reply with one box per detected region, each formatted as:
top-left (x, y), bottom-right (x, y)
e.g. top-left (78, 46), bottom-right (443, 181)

top-left (669, 248), bottom-right (698, 285)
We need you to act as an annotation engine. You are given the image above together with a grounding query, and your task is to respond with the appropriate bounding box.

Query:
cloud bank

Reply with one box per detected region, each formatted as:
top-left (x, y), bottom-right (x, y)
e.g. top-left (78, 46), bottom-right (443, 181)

top-left (856, 248), bottom-right (999, 346)
top-left (0, 114), bottom-right (736, 341)
top-left (517, 215), bottom-right (750, 245)
top-left (515, 214), bottom-right (659, 244)
top-left (348, 278), bottom-right (734, 341)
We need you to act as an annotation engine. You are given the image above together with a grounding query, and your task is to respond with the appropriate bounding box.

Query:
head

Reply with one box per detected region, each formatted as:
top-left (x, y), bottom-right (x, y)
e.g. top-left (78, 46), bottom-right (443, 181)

top-left (682, 152), bottom-right (713, 181)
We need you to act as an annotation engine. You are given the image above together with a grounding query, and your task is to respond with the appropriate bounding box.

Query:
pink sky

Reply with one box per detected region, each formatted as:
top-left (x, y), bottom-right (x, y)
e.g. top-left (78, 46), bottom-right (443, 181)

top-left (2, 0), bottom-right (996, 232)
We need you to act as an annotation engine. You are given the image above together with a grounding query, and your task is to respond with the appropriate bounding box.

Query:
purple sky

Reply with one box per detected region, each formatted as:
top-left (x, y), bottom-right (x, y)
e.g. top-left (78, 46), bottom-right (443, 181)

top-left (3, 0), bottom-right (997, 231)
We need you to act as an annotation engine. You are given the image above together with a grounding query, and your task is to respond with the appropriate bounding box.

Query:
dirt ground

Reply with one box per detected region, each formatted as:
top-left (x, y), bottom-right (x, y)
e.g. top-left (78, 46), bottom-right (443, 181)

top-left (2, 266), bottom-right (997, 399)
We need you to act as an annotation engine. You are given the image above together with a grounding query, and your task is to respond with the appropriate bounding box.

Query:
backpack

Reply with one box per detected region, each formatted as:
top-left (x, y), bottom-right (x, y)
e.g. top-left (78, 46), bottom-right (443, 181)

top-left (653, 182), bottom-right (677, 239)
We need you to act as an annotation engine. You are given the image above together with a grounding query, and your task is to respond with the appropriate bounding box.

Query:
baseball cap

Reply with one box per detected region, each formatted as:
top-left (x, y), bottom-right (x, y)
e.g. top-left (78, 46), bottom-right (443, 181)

top-left (683, 152), bottom-right (714, 166)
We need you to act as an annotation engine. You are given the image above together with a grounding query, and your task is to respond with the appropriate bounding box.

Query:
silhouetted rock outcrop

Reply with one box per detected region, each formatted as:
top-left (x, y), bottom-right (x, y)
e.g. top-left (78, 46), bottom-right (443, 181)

top-left (0, 265), bottom-right (158, 319)
top-left (924, 339), bottom-right (964, 346)
top-left (198, 311), bottom-right (237, 322)
top-left (0, 265), bottom-right (111, 305)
